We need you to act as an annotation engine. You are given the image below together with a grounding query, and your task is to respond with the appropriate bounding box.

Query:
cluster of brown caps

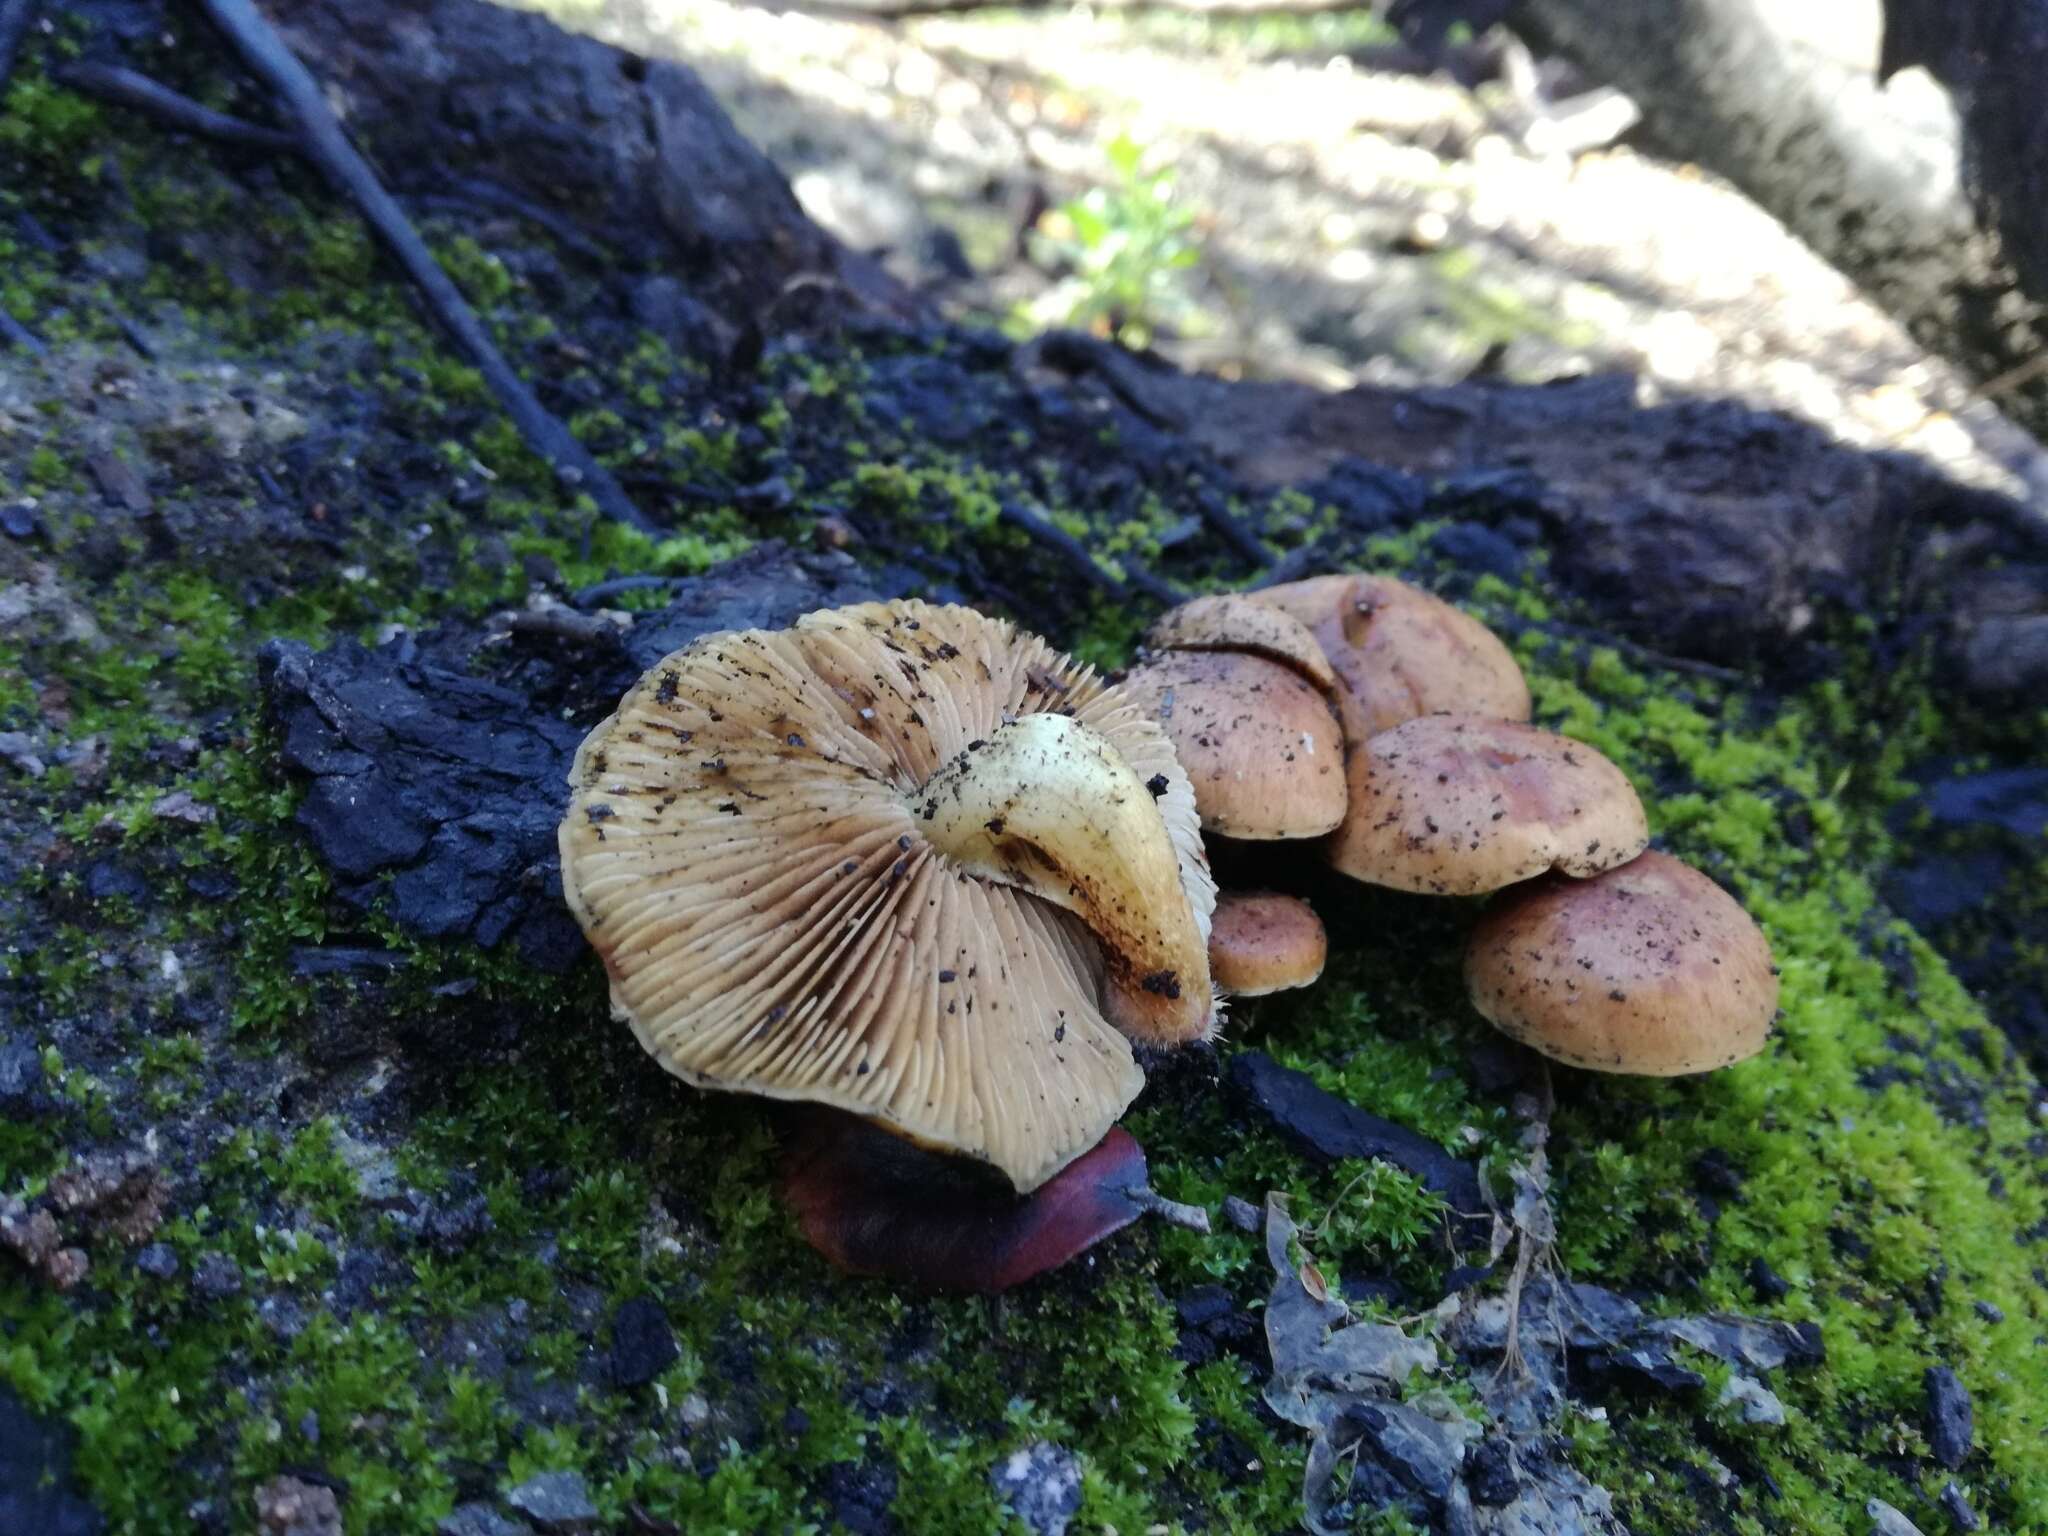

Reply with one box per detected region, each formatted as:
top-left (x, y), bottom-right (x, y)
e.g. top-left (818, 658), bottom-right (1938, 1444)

top-left (1121, 575), bottom-right (1779, 1077)
top-left (557, 578), bottom-right (1778, 1207)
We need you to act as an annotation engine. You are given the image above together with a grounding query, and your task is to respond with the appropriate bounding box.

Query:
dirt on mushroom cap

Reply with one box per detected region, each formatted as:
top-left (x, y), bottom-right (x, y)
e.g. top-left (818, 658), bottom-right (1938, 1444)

top-left (1254, 573), bottom-right (1531, 743)
top-left (1464, 849), bottom-right (1780, 1075)
top-left (1328, 713), bottom-right (1647, 894)
top-left (1119, 648), bottom-right (1347, 840)
top-left (557, 599), bottom-right (1214, 1192)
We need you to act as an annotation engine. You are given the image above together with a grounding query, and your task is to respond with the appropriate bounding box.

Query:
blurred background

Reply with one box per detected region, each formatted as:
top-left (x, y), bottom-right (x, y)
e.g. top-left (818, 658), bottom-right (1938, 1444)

top-left (512, 0), bottom-right (2048, 505)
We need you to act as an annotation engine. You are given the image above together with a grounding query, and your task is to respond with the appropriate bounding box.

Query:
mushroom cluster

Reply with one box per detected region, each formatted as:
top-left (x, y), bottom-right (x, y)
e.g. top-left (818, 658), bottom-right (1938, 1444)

top-left (558, 577), bottom-right (1780, 1291)
top-left (1121, 573), bottom-right (1779, 1076)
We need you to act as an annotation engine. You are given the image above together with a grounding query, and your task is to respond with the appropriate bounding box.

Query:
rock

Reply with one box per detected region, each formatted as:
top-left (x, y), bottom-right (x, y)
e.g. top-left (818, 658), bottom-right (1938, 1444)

top-left (1228, 1052), bottom-right (1484, 1237)
top-left (1222, 1195), bottom-right (1261, 1233)
top-left (1748, 1255), bottom-right (1793, 1302)
top-left (134, 1243), bottom-right (180, 1280)
top-left (990, 1443), bottom-right (1084, 1536)
top-left (252, 1475), bottom-right (341, 1536)
top-left (1938, 1480), bottom-right (1980, 1532)
top-left (504, 1471), bottom-right (598, 1532)
top-left (608, 1295), bottom-right (679, 1389)
top-left (150, 790), bottom-right (216, 825)
top-left (46, 1150), bottom-right (170, 1246)
top-left (0, 503), bottom-right (40, 539)
top-left (815, 1458), bottom-right (897, 1536)
top-left (1869, 1498), bottom-right (1927, 1536)
top-left (85, 858), bottom-right (149, 904)
top-left (1176, 1285), bottom-right (1235, 1331)
top-left (192, 1251), bottom-right (244, 1300)
top-left (260, 544), bottom-right (888, 969)
top-left (0, 1384), bottom-right (103, 1536)
top-left (421, 1193), bottom-right (493, 1254)
top-left (1464, 1435), bottom-right (1517, 1506)
top-left (0, 1036), bottom-right (45, 1113)
top-left (1974, 1300), bottom-right (2004, 1324)
top-left (0, 1198), bottom-right (87, 1290)
top-left (1718, 1374), bottom-right (1787, 1426)
top-left (0, 730), bottom-right (44, 777)
top-left (437, 1504), bottom-right (535, 1536)
top-left (1924, 1365), bottom-right (1974, 1469)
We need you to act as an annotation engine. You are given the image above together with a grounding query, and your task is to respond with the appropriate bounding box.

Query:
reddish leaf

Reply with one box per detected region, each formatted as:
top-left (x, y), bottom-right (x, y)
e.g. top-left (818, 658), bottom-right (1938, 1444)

top-left (780, 1110), bottom-right (1153, 1293)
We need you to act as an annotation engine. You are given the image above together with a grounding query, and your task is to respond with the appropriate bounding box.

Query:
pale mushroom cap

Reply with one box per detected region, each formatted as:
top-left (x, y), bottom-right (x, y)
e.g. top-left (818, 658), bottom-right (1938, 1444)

top-left (1328, 713), bottom-right (1648, 895)
top-left (1464, 849), bottom-right (1779, 1074)
top-left (1142, 594), bottom-right (1338, 692)
top-left (1118, 649), bottom-right (1347, 841)
top-left (1254, 574), bottom-right (1530, 743)
top-left (558, 599), bottom-right (1216, 1193)
top-left (1208, 891), bottom-right (1328, 997)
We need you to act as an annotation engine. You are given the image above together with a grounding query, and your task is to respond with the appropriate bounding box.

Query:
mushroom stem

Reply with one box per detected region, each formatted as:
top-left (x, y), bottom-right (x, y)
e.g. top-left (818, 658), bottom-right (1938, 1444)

top-left (1128, 1185), bottom-right (1213, 1234)
top-left (915, 712), bottom-right (1216, 1045)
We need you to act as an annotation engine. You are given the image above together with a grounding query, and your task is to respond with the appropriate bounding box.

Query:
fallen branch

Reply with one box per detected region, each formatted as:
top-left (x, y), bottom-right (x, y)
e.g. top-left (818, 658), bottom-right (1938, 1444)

top-left (0, 308), bottom-right (44, 358)
top-left (1000, 497), bottom-right (1182, 606)
top-left (194, 0), bottom-right (659, 533)
top-left (573, 574), bottom-right (679, 608)
top-left (52, 61), bottom-right (297, 151)
top-left (0, 0), bottom-right (36, 95)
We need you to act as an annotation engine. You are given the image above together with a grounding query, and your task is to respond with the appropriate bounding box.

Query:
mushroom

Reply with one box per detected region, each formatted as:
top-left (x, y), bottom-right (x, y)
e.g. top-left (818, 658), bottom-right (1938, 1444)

top-left (1463, 850), bottom-right (1779, 1074)
top-left (1140, 593), bottom-right (1337, 692)
top-left (1328, 713), bottom-right (1648, 895)
top-left (1117, 648), bottom-right (1347, 841)
top-left (558, 599), bottom-right (1217, 1193)
top-left (1253, 573), bottom-right (1530, 744)
top-left (1207, 890), bottom-right (1327, 997)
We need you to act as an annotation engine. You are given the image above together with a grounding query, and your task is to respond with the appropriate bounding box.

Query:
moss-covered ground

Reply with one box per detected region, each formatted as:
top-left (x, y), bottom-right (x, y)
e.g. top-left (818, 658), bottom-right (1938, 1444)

top-left (3, 27), bottom-right (2046, 1536)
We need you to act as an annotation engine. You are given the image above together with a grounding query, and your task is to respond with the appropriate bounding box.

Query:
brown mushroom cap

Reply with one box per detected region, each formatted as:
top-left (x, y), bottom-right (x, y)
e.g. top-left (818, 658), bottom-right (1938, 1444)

top-left (1254, 574), bottom-right (1530, 742)
top-left (1142, 594), bottom-right (1337, 692)
top-left (1328, 713), bottom-right (1648, 894)
top-left (558, 600), bottom-right (1216, 1193)
top-left (1208, 891), bottom-right (1327, 996)
top-left (1463, 850), bottom-right (1779, 1074)
top-left (1118, 649), bottom-right (1347, 841)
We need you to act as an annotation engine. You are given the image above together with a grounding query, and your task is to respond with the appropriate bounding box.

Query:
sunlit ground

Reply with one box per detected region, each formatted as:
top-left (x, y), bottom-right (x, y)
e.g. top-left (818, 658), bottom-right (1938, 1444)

top-left (513, 0), bottom-right (2046, 500)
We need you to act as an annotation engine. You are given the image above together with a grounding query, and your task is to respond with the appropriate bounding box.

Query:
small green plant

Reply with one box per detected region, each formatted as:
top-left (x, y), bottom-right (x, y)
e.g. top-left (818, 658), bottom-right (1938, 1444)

top-left (1022, 132), bottom-right (1205, 348)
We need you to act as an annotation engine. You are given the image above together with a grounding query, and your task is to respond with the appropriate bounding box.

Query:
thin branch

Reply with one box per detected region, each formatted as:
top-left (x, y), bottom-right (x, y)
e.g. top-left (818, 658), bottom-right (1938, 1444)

top-left (0, 308), bottom-right (45, 357)
top-left (52, 61), bottom-right (298, 151)
top-left (194, 0), bottom-right (658, 533)
top-left (0, 0), bottom-right (37, 95)
top-left (573, 574), bottom-right (678, 608)
top-left (1129, 1185), bottom-right (1212, 1234)
top-left (1001, 498), bottom-right (1182, 605)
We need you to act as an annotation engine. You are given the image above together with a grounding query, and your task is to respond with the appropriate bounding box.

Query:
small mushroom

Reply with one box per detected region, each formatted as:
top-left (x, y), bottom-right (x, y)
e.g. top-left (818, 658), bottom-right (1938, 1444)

top-left (1118, 648), bottom-right (1347, 841)
top-left (559, 599), bottom-right (1217, 1193)
top-left (1463, 849), bottom-right (1779, 1074)
top-left (1207, 891), bottom-right (1327, 996)
top-left (1328, 713), bottom-right (1647, 894)
top-left (1254, 574), bottom-right (1530, 743)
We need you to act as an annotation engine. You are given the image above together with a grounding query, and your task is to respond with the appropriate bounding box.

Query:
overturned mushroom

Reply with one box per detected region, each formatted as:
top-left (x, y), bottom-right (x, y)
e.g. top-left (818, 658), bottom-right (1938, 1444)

top-left (1208, 891), bottom-right (1328, 997)
top-left (559, 599), bottom-right (1217, 1193)
top-left (1254, 573), bottom-right (1530, 743)
top-left (1328, 713), bottom-right (1647, 895)
top-left (1464, 850), bottom-right (1778, 1074)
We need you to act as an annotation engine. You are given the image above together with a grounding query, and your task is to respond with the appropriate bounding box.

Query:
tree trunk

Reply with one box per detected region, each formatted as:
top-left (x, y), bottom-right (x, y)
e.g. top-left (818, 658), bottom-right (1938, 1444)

top-left (1509, 0), bottom-right (2048, 452)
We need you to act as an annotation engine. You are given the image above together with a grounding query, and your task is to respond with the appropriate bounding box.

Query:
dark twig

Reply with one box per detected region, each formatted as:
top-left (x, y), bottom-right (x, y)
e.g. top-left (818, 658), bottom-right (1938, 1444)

top-left (1000, 499), bottom-right (1127, 599)
top-left (573, 574), bottom-right (678, 609)
top-left (52, 61), bottom-right (298, 150)
top-left (194, 0), bottom-right (658, 533)
top-left (1494, 613), bottom-right (1749, 684)
top-left (408, 178), bottom-right (610, 266)
top-left (0, 308), bottom-right (45, 357)
top-left (0, 0), bottom-right (37, 94)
